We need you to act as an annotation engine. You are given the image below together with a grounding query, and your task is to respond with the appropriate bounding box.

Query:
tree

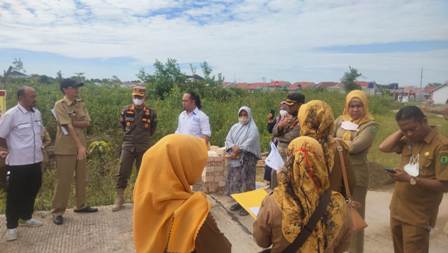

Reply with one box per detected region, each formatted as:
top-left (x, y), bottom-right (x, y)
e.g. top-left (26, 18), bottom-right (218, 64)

top-left (200, 61), bottom-right (224, 86)
top-left (341, 66), bottom-right (362, 92)
top-left (152, 58), bottom-right (186, 99)
top-left (12, 58), bottom-right (25, 73)
top-left (136, 68), bottom-right (153, 83)
top-left (73, 72), bottom-right (86, 82)
top-left (56, 70), bottom-right (63, 81)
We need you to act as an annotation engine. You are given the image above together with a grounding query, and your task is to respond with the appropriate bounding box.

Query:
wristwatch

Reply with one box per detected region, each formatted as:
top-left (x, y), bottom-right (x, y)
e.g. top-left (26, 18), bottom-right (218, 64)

top-left (409, 177), bottom-right (417, 186)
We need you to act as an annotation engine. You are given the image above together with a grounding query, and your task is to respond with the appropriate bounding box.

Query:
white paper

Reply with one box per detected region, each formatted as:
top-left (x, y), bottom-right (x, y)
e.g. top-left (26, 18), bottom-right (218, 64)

top-left (341, 121), bottom-right (359, 131)
top-left (265, 142), bottom-right (285, 171)
top-left (51, 108), bottom-right (69, 135)
top-left (249, 207), bottom-right (260, 217)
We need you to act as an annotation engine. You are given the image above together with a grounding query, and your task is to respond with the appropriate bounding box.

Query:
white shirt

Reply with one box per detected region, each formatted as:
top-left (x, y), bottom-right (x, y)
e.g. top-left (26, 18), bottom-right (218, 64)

top-left (175, 107), bottom-right (211, 137)
top-left (0, 103), bottom-right (43, 166)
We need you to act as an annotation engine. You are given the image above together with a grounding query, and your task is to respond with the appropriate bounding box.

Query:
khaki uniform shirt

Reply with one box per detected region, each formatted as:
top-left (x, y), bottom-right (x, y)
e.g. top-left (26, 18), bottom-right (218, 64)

top-left (390, 127), bottom-right (448, 228)
top-left (54, 97), bottom-right (91, 155)
top-left (272, 117), bottom-right (300, 159)
top-left (334, 117), bottom-right (378, 187)
top-left (121, 105), bottom-right (157, 153)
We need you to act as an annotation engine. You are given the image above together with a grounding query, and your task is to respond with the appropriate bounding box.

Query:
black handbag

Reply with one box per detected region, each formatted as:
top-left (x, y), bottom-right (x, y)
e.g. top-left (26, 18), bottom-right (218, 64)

top-left (259, 190), bottom-right (331, 253)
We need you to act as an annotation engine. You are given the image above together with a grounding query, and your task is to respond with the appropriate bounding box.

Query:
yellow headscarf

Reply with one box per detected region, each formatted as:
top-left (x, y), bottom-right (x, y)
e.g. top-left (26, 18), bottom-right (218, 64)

top-left (133, 134), bottom-right (210, 253)
top-left (273, 136), bottom-right (346, 252)
top-left (298, 100), bottom-right (336, 171)
top-left (342, 90), bottom-right (374, 125)
top-left (341, 90), bottom-right (374, 141)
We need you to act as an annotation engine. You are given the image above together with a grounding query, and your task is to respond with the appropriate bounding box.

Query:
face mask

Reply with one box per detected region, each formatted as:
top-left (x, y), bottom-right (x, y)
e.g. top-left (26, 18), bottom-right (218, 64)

top-left (404, 153), bottom-right (419, 177)
top-left (239, 116), bottom-right (249, 125)
top-left (133, 98), bottom-right (144, 106)
top-left (279, 110), bottom-right (288, 118)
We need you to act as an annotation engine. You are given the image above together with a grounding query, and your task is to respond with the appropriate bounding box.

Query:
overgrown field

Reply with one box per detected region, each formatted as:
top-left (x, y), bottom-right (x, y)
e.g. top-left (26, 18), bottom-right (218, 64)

top-left (0, 80), bottom-right (447, 212)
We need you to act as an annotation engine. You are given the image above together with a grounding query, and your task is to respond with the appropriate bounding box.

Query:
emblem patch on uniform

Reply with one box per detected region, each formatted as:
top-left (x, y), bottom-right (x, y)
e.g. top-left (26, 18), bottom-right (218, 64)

top-left (441, 155), bottom-right (448, 165)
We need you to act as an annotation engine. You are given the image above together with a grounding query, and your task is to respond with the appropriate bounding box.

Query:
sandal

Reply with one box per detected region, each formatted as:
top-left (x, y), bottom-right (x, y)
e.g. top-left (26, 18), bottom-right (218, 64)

top-left (230, 203), bottom-right (242, 211)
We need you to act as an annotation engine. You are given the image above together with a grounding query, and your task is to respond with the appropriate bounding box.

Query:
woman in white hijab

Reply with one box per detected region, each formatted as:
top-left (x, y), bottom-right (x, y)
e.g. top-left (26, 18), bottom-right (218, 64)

top-left (225, 106), bottom-right (261, 216)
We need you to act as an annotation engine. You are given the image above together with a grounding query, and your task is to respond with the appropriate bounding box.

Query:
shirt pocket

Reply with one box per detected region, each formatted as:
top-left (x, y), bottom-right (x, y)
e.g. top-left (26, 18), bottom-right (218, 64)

top-left (16, 123), bottom-right (33, 137)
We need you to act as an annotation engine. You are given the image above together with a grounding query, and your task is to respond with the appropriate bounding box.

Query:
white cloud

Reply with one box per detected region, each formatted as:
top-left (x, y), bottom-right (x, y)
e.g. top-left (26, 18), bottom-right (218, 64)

top-left (0, 0), bottom-right (447, 84)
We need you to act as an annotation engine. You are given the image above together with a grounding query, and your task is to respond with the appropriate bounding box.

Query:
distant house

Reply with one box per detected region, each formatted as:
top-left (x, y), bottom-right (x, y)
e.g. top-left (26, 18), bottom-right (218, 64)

top-left (186, 74), bottom-right (205, 82)
top-left (316, 82), bottom-right (343, 90)
top-left (224, 81), bottom-right (290, 92)
top-left (432, 83), bottom-right (448, 104)
top-left (291, 81), bottom-right (315, 90)
top-left (7, 70), bottom-right (28, 79)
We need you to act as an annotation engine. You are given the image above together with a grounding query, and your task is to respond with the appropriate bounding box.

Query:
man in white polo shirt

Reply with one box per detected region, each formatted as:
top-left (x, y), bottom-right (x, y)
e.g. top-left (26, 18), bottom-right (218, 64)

top-left (175, 91), bottom-right (211, 144)
top-left (0, 86), bottom-right (44, 241)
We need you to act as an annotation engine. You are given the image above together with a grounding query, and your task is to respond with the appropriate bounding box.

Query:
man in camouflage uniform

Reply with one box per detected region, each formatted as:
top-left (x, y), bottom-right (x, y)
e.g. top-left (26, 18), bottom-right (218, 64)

top-left (112, 86), bottom-right (157, 211)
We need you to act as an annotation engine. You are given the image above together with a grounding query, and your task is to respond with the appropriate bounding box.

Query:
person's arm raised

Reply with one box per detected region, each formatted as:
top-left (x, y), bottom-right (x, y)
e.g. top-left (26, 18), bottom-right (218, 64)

top-left (379, 130), bottom-right (403, 153)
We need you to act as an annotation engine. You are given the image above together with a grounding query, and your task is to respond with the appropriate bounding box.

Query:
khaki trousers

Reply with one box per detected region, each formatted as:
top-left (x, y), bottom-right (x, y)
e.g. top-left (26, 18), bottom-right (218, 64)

top-left (51, 155), bottom-right (87, 215)
top-left (349, 186), bottom-right (367, 253)
top-left (115, 148), bottom-right (144, 190)
top-left (391, 218), bottom-right (430, 253)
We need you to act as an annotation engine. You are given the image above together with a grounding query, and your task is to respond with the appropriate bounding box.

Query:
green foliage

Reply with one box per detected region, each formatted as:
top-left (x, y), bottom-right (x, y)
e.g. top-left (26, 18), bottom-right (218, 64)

top-left (341, 66), bottom-right (362, 92)
top-left (1, 76), bottom-right (446, 213)
top-left (151, 58), bottom-right (186, 99)
top-left (12, 58), bottom-right (25, 73)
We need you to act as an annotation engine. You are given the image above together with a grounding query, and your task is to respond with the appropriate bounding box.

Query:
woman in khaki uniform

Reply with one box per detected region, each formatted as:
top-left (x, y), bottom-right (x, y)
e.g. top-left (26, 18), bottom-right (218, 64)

top-left (334, 90), bottom-right (378, 253)
top-left (133, 134), bottom-right (231, 253)
top-left (253, 136), bottom-right (351, 253)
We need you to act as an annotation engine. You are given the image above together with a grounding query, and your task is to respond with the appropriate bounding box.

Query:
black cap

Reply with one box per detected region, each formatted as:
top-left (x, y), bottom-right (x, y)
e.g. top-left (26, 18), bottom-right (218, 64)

top-left (282, 92), bottom-right (305, 105)
top-left (60, 79), bottom-right (84, 90)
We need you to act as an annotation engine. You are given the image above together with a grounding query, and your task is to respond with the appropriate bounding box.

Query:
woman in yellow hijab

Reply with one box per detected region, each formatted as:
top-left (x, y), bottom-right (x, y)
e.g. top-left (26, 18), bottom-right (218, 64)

top-left (133, 134), bottom-right (231, 253)
top-left (253, 136), bottom-right (351, 252)
top-left (334, 90), bottom-right (378, 253)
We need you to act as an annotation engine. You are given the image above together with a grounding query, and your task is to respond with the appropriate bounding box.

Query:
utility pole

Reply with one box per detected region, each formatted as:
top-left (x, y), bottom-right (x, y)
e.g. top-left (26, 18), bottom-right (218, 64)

top-left (420, 67), bottom-right (423, 89)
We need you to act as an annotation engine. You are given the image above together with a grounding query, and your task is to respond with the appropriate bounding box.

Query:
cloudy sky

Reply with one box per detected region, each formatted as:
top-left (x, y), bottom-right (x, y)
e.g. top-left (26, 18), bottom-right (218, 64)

top-left (0, 0), bottom-right (447, 85)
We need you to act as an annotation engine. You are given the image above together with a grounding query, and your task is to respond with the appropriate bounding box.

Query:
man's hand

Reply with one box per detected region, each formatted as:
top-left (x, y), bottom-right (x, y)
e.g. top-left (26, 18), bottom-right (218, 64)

top-left (0, 150), bottom-right (8, 159)
top-left (267, 112), bottom-right (274, 122)
top-left (77, 146), bottom-right (87, 160)
top-left (277, 115), bottom-right (291, 128)
top-left (232, 145), bottom-right (240, 154)
top-left (389, 168), bottom-right (411, 182)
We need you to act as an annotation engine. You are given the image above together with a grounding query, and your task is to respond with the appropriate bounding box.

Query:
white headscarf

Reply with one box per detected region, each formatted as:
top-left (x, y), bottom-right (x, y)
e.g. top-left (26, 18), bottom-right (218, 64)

top-left (225, 106), bottom-right (261, 159)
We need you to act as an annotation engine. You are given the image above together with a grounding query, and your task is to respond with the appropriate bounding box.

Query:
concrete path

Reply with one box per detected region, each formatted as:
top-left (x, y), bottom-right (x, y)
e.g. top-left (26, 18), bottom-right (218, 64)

top-left (1, 191), bottom-right (447, 253)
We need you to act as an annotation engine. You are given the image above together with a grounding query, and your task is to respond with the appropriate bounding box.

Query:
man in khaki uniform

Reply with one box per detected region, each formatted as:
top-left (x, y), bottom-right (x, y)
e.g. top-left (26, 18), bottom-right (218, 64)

top-left (51, 79), bottom-right (98, 225)
top-left (112, 86), bottom-right (157, 211)
top-left (270, 92), bottom-right (305, 188)
top-left (379, 106), bottom-right (448, 253)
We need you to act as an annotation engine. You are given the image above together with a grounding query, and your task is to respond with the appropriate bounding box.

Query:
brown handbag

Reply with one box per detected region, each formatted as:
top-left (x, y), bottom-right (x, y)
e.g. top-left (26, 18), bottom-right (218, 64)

top-left (336, 141), bottom-right (368, 232)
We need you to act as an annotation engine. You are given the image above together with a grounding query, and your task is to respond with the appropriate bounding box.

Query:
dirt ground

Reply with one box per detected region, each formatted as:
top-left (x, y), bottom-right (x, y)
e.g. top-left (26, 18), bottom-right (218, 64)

top-left (1, 189), bottom-right (447, 253)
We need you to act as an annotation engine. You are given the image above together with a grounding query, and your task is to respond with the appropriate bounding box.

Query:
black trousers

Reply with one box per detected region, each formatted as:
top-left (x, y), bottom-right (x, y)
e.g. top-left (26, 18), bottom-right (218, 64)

top-left (6, 162), bottom-right (42, 229)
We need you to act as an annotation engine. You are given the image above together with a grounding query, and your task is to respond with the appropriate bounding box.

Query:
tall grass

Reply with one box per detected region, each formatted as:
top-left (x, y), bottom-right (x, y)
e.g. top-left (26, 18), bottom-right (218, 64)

top-left (0, 79), bottom-right (446, 212)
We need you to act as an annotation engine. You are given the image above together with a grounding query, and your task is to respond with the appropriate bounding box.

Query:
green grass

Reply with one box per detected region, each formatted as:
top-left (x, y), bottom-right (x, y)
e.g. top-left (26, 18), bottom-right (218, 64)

top-left (0, 80), bottom-right (447, 213)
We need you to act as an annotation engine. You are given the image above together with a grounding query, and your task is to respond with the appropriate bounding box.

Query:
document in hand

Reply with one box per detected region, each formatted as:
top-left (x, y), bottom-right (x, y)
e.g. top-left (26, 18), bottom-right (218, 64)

top-left (265, 142), bottom-right (284, 171)
top-left (51, 108), bottom-right (69, 135)
top-left (231, 189), bottom-right (268, 219)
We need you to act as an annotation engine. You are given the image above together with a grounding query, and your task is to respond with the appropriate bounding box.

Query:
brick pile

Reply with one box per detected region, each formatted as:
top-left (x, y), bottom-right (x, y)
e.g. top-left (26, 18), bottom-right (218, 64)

top-left (193, 146), bottom-right (227, 194)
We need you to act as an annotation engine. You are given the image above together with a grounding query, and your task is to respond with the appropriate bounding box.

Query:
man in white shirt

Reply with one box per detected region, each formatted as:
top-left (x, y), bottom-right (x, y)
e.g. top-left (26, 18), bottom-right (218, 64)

top-left (0, 86), bottom-right (44, 241)
top-left (175, 91), bottom-right (211, 144)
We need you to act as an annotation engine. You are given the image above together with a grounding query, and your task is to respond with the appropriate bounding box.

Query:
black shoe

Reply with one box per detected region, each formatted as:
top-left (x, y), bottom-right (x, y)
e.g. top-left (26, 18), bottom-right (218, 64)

top-left (74, 206), bottom-right (98, 213)
top-left (239, 209), bottom-right (249, 216)
top-left (53, 215), bottom-right (63, 225)
top-left (230, 203), bottom-right (242, 211)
